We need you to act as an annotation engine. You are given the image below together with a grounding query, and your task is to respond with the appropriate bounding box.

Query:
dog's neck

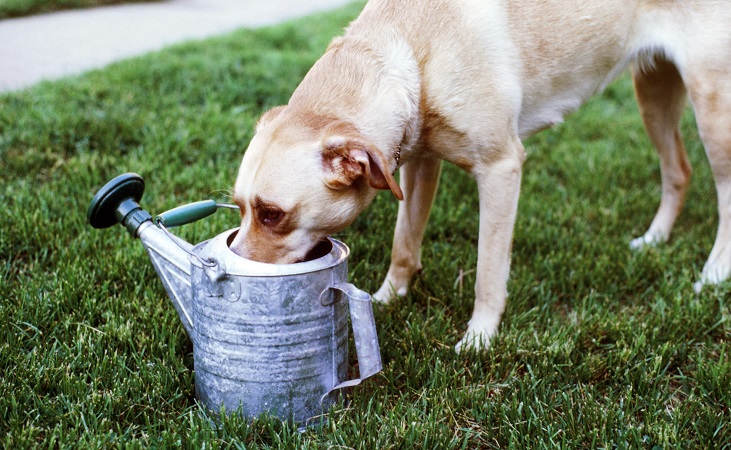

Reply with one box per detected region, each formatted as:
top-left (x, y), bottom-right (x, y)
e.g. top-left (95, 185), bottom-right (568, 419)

top-left (289, 29), bottom-right (422, 173)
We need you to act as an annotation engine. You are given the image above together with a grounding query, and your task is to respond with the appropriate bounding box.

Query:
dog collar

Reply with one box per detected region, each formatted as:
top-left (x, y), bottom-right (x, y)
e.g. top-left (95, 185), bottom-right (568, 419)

top-left (392, 143), bottom-right (402, 174)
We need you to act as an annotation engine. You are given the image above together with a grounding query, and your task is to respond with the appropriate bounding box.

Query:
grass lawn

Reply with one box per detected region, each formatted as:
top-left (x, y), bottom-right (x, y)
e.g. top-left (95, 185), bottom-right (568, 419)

top-left (0, 0), bottom-right (157, 20)
top-left (1, 2), bottom-right (730, 448)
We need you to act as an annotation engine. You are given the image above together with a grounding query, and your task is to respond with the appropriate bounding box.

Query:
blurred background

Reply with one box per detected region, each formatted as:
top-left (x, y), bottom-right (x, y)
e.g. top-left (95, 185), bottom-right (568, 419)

top-left (0, 0), bottom-right (351, 91)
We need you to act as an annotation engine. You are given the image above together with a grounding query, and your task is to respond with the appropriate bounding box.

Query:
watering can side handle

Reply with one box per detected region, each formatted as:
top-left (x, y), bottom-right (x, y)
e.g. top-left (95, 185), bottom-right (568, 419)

top-left (321, 283), bottom-right (383, 403)
top-left (155, 200), bottom-right (219, 228)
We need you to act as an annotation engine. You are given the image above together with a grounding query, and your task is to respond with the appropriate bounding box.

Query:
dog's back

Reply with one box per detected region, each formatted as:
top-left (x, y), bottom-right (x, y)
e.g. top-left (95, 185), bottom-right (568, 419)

top-left (347, 0), bottom-right (728, 136)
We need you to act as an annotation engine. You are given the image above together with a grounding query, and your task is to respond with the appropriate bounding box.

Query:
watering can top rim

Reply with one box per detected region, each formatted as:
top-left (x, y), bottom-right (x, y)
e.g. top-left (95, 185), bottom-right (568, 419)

top-left (191, 227), bottom-right (350, 277)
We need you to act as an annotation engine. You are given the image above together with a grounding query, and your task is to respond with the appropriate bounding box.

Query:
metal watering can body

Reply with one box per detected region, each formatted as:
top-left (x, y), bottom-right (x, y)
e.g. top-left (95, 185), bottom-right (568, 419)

top-left (88, 174), bottom-right (382, 425)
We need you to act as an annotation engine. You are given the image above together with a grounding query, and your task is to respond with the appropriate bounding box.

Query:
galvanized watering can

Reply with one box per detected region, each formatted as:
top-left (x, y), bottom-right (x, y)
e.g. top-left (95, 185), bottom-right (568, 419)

top-left (87, 173), bottom-right (382, 426)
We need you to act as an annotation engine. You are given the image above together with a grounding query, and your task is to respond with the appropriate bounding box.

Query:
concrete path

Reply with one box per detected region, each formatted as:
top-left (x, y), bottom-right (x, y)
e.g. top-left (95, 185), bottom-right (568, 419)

top-left (0, 0), bottom-right (353, 92)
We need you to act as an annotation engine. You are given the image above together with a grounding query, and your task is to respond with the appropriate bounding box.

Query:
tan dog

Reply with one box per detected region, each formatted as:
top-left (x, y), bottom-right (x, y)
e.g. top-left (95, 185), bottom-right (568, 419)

top-left (231, 0), bottom-right (731, 351)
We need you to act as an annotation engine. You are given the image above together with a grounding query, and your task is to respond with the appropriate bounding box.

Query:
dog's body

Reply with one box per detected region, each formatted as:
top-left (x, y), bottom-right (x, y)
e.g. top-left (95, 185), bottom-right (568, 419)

top-left (232, 0), bottom-right (731, 350)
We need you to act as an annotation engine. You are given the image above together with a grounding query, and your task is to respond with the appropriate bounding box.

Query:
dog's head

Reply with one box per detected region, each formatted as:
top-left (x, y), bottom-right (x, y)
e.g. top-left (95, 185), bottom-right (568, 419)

top-left (230, 106), bottom-right (403, 264)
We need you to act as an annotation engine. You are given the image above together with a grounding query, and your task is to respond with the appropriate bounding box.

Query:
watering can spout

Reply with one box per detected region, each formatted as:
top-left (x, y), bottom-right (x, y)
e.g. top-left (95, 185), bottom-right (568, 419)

top-left (137, 221), bottom-right (195, 337)
top-left (88, 173), bottom-right (195, 339)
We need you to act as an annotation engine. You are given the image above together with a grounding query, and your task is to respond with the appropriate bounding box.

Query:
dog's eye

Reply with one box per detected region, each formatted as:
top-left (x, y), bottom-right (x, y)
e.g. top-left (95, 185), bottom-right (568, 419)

top-left (260, 208), bottom-right (284, 226)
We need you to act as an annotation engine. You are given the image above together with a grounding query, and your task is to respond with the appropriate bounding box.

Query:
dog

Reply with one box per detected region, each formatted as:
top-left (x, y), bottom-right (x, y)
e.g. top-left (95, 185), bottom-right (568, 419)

top-left (230, 0), bottom-right (731, 351)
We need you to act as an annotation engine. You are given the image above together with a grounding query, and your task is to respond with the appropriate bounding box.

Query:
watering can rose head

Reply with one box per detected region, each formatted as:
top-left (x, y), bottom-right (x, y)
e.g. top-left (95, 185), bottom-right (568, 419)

top-left (231, 104), bottom-right (403, 264)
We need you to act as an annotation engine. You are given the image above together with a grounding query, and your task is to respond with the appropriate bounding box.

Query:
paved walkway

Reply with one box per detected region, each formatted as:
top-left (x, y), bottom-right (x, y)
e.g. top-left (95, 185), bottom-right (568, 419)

top-left (0, 0), bottom-right (353, 92)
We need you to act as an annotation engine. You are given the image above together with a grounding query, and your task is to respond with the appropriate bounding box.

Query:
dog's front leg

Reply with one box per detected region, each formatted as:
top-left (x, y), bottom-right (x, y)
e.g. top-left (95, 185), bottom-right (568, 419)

top-left (456, 138), bottom-right (525, 352)
top-left (374, 156), bottom-right (442, 303)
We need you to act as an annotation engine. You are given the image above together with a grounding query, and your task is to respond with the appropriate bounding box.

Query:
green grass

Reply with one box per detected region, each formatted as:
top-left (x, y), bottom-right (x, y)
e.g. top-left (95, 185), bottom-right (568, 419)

top-left (0, 0), bottom-right (157, 20)
top-left (1, 2), bottom-right (730, 448)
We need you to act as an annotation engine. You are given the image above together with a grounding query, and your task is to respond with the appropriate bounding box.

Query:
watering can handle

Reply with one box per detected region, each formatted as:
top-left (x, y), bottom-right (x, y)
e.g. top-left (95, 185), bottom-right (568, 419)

top-left (155, 200), bottom-right (222, 228)
top-left (322, 283), bottom-right (383, 402)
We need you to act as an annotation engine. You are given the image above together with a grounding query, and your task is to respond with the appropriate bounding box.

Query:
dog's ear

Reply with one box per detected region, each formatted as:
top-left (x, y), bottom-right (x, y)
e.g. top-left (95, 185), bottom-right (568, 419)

top-left (321, 124), bottom-right (404, 200)
top-left (256, 106), bottom-right (287, 131)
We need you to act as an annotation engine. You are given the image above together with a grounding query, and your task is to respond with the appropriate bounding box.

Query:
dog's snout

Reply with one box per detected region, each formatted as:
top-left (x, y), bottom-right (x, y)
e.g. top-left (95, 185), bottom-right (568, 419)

top-left (228, 233), bottom-right (300, 264)
top-left (229, 231), bottom-right (327, 264)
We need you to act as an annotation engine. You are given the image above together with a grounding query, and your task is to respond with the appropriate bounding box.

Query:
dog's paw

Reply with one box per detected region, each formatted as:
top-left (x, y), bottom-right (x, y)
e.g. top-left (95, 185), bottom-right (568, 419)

top-left (629, 232), bottom-right (667, 251)
top-left (454, 319), bottom-right (499, 353)
top-left (373, 280), bottom-right (407, 304)
top-left (694, 260), bottom-right (731, 293)
top-left (455, 329), bottom-right (492, 353)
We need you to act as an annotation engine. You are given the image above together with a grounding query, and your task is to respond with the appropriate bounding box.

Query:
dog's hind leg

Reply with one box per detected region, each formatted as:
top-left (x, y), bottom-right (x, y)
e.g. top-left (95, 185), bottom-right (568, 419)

top-left (685, 68), bottom-right (731, 290)
top-left (374, 157), bottom-right (442, 303)
top-left (630, 55), bottom-right (691, 250)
